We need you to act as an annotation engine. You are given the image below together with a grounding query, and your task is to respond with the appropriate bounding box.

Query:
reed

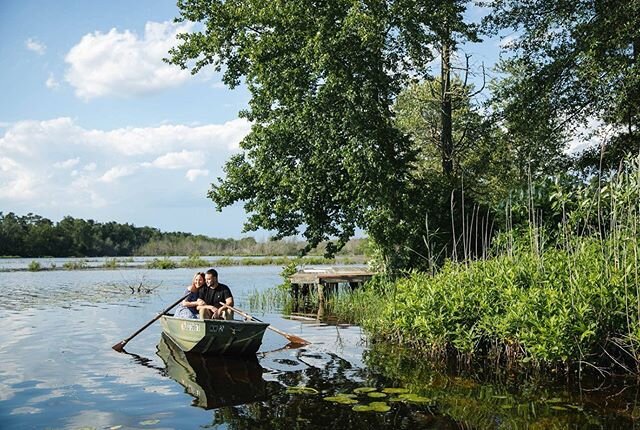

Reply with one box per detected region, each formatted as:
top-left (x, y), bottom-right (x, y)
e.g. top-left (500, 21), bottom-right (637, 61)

top-left (334, 155), bottom-right (640, 374)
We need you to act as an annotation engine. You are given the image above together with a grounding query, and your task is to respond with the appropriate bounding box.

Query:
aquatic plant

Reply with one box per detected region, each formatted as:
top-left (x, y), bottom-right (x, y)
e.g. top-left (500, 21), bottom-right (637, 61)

top-left (27, 260), bottom-right (41, 271)
top-left (145, 257), bottom-right (177, 269)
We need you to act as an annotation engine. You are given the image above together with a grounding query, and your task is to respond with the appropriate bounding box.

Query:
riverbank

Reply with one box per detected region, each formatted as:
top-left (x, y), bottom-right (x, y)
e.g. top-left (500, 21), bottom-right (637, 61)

top-left (1, 255), bottom-right (367, 272)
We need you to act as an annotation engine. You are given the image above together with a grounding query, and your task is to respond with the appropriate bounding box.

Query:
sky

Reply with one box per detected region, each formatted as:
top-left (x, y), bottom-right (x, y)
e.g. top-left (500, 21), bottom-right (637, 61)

top-left (0, 1), bottom-right (505, 239)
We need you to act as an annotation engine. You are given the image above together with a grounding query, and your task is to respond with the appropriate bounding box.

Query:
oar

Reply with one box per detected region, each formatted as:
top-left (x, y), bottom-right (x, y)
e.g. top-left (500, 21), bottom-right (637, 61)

top-left (112, 292), bottom-right (190, 352)
top-left (221, 303), bottom-right (310, 346)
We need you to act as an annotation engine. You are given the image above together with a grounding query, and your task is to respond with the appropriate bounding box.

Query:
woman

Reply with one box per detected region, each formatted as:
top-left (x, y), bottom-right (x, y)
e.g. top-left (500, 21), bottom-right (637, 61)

top-left (174, 272), bottom-right (205, 319)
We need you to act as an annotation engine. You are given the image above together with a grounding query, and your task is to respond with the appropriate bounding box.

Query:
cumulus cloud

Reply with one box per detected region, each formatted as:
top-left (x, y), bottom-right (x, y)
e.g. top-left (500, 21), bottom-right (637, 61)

top-left (147, 150), bottom-right (205, 169)
top-left (186, 168), bottom-right (209, 182)
top-left (99, 164), bottom-right (139, 183)
top-left (65, 21), bottom-right (194, 100)
top-left (0, 117), bottom-right (250, 211)
top-left (25, 38), bottom-right (46, 55)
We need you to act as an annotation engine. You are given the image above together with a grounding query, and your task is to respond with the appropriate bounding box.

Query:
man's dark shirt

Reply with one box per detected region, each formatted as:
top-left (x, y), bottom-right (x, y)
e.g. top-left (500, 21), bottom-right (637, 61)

top-left (198, 283), bottom-right (233, 309)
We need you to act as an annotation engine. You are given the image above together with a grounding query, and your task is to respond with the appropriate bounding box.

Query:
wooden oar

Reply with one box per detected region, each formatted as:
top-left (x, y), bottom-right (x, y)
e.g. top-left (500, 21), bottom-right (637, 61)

top-left (221, 303), bottom-right (310, 346)
top-left (112, 292), bottom-right (190, 352)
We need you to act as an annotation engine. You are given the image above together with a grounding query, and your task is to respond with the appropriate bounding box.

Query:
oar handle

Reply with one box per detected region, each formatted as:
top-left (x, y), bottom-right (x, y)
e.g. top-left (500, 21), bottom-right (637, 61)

top-left (112, 292), bottom-right (190, 351)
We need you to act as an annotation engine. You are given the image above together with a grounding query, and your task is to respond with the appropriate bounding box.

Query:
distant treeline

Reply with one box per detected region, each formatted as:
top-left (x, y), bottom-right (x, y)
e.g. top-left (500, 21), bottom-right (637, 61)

top-left (0, 212), bottom-right (367, 257)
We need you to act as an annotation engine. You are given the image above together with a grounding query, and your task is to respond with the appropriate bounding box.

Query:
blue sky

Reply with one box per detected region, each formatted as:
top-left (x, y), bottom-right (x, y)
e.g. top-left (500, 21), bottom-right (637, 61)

top-left (0, 1), bottom-right (505, 239)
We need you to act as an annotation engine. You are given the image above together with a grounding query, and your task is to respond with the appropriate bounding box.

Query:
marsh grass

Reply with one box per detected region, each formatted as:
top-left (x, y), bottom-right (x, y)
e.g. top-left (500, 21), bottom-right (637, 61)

top-left (330, 155), bottom-right (640, 374)
top-left (27, 260), bottom-right (41, 271)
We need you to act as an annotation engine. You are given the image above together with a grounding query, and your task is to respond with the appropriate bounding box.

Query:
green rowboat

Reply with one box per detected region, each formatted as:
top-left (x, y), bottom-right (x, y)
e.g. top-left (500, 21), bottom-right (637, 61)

top-left (160, 315), bottom-right (269, 355)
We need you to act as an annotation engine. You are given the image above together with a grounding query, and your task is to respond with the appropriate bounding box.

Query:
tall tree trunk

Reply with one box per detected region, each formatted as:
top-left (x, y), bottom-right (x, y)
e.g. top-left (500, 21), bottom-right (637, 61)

top-left (441, 37), bottom-right (453, 176)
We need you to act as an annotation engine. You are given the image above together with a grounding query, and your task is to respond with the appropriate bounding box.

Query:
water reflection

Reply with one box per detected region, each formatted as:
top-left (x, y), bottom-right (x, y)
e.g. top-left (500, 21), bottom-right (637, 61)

top-left (156, 333), bottom-right (266, 409)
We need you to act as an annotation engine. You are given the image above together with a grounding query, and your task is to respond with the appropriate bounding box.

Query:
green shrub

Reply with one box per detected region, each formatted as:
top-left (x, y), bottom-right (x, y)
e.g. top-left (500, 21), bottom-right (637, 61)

top-left (146, 257), bottom-right (177, 269)
top-left (28, 260), bottom-right (41, 271)
top-left (180, 254), bottom-right (209, 268)
top-left (63, 260), bottom-right (88, 270)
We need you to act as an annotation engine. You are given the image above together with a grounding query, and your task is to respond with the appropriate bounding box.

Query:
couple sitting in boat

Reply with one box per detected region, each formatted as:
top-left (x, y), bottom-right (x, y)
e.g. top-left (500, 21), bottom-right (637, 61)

top-left (175, 268), bottom-right (234, 320)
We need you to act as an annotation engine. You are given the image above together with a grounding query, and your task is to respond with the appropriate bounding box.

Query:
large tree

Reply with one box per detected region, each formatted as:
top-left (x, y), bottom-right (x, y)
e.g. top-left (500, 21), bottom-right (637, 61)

top-left (169, 0), bottom-right (478, 264)
top-left (487, 0), bottom-right (640, 174)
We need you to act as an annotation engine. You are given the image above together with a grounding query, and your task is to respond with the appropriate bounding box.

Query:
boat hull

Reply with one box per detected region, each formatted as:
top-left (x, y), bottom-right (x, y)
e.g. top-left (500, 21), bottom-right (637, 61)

top-left (160, 315), bottom-right (269, 355)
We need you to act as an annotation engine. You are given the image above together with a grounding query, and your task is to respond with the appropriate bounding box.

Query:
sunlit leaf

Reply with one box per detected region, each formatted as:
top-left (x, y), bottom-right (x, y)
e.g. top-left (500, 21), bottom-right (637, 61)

top-left (286, 386), bottom-right (319, 395)
top-left (382, 387), bottom-right (409, 394)
top-left (323, 396), bottom-right (359, 405)
top-left (367, 392), bottom-right (387, 398)
top-left (353, 387), bottom-right (377, 394)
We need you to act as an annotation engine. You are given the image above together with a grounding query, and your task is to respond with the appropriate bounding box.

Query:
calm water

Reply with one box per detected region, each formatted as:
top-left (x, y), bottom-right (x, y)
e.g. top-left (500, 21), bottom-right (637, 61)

top-left (1, 261), bottom-right (640, 429)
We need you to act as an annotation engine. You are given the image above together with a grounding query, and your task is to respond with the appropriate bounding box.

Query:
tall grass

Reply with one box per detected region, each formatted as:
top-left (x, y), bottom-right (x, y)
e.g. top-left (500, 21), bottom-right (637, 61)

top-left (335, 155), bottom-right (640, 374)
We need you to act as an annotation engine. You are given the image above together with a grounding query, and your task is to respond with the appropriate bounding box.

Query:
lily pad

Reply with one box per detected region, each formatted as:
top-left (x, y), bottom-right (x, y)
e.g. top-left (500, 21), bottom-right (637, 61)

top-left (353, 387), bottom-right (377, 394)
top-left (352, 404), bottom-right (374, 412)
top-left (323, 396), bottom-right (359, 405)
top-left (387, 396), bottom-right (404, 402)
top-left (286, 386), bottom-right (319, 395)
top-left (139, 419), bottom-right (160, 426)
top-left (367, 392), bottom-right (387, 398)
top-left (382, 387), bottom-right (409, 394)
top-left (369, 401), bottom-right (391, 412)
top-left (352, 402), bottom-right (391, 413)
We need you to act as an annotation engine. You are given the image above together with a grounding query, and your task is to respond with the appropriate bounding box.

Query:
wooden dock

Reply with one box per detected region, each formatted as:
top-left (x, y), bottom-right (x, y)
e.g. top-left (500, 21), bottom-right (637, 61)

top-left (289, 266), bottom-right (375, 304)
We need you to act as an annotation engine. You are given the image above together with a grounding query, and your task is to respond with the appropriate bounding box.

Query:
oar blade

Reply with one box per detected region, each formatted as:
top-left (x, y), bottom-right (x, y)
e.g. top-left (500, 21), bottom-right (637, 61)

top-left (112, 340), bottom-right (127, 352)
top-left (285, 334), bottom-right (310, 346)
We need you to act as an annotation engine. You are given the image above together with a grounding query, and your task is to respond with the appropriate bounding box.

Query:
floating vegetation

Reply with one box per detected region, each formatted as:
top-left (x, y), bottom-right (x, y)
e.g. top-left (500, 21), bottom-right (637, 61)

top-left (139, 419), bottom-right (160, 425)
top-left (323, 395), bottom-right (359, 405)
top-left (146, 257), bottom-right (177, 269)
top-left (286, 386), bottom-right (319, 395)
top-left (352, 402), bottom-right (391, 413)
top-left (28, 260), bottom-right (41, 271)
top-left (180, 254), bottom-right (209, 268)
top-left (367, 392), bottom-right (387, 398)
top-left (353, 387), bottom-right (377, 394)
top-left (63, 260), bottom-right (88, 270)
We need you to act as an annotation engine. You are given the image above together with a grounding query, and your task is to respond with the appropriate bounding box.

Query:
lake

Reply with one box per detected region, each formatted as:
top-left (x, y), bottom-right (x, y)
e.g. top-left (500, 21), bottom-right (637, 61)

top-left (1, 260), bottom-right (639, 429)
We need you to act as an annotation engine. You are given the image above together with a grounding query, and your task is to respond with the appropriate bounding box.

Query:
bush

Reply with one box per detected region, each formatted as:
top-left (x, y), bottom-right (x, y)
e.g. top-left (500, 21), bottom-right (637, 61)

top-left (146, 257), bottom-right (177, 269)
top-left (28, 260), bottom-right (41, 271)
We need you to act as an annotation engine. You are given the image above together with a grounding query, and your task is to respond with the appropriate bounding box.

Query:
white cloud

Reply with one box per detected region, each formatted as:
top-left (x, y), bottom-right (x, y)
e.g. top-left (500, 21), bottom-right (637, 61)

top-left (148, 150), bottom-right (205, 169)
top-left (0, 157), bottom-right (38, 200)
top-left (25, 38), bottom-right (46, 55)
top-left (99, 165), bottom-right (138, 183)
top-left (65, 21), bottom-right (194, 100)
top-left (0, 117), bottom-right (250, 212)
top-left (53, 158), bottom-right (80, 169)
top-left (46, 73), bottom-right (60, 89)
top-left (186, 168), bottom-right (209, 181)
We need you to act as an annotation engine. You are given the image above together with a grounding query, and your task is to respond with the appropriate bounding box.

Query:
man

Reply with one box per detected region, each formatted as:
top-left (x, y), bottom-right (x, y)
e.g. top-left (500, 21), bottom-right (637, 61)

top-left (197, 268), bottom-right (234, 320)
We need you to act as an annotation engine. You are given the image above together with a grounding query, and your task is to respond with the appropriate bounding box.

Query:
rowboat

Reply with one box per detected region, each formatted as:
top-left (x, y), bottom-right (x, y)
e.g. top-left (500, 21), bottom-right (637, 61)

top-left (157, 333), bottom-right (266, 409)
top-left (159, 315), bottom-right (269, 355)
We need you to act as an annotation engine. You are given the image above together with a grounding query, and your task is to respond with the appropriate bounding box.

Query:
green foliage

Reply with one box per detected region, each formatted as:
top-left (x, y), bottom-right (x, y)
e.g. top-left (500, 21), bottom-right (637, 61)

top-left (333, 156), bottom-right (640, 372)
top-left (179, 254), bottom-right (209, 268)
top-left (62, 260), bottom-right (88, 270)
top-left (27, 260), bottom-right (41, 271)
top-left (168, 0), bottom-right (482, 265)
top-left (102, 258), bottom-right (119, 269)
top-left (487, 0), bottom-right (640, 175)
top-left (146, 257), bottom-right (178, 270)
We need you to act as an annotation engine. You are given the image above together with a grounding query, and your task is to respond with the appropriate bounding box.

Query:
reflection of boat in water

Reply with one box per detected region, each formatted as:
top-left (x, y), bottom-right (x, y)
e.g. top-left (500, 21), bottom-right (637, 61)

top-left (160, 315), bottom-right (269, 355)
top-left (157, 333), bottom-right (266, 409)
